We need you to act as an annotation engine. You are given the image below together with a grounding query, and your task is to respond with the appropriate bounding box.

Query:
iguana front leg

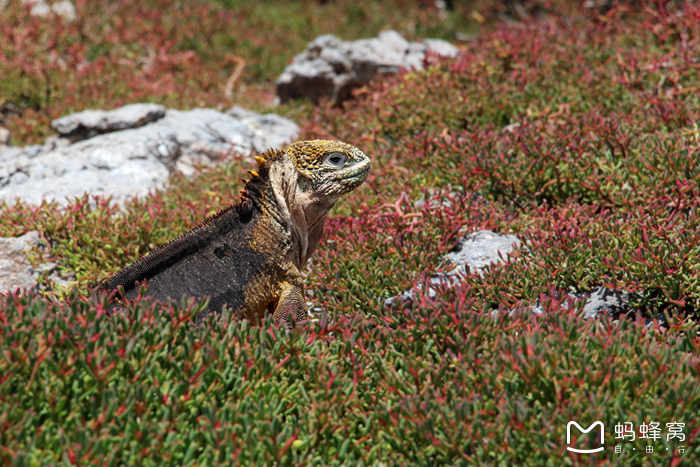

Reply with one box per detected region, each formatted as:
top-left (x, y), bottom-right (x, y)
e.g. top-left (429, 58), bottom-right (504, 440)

top-left (271, 281), bottom-right (308, 329)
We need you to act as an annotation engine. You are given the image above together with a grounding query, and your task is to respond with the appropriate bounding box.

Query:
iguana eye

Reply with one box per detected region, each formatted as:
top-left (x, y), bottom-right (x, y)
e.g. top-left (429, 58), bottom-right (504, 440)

top-left (323, 152), bottom-right (347, 168)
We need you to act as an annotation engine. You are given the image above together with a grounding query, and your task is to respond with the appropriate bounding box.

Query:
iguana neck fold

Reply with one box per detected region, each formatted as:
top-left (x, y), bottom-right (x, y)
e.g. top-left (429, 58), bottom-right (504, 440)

top-left (267, 156), bottom-right (336, 269)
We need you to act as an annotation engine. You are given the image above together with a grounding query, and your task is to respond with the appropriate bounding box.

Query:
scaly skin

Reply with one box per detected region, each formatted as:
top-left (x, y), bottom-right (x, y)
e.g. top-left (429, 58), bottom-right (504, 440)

top-left (99, 140), bottom-right (371, 327)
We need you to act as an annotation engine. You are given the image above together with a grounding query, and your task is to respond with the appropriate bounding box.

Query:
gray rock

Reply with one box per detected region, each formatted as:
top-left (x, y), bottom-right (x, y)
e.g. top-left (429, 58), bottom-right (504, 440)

top-left (226, 106), bottom-right (259, 120)
top-left (0, 231), bottom-right (76, 293)
top-left (423, 38), bottom-right (462, 58)
top-left (0, 231), bottom-right (45, 293)
top-left (20, 0), bottom-right (76, 21)
top-left (50, 0), bottom-right (76, 20)
top-left (581, 286), bottom-right (630, 319)
top-left (277, 30), bottom-right (460, 103)
top-left (0, 127), bottom-right (10, 148)
top-left (228, 106), bottom-right (301, 152)
top-left (384, 229), bottom-right (520, 307)
top-left (0, 105), bottom-right (300, 206)
top-left (529, 287), bottom-right (631, 319)
top-left (445, 229), bottom-right (522, 277)
top-left (383, 226), bottom-right (635, 319)
top-left (51, 103), bottom-right (166, 140)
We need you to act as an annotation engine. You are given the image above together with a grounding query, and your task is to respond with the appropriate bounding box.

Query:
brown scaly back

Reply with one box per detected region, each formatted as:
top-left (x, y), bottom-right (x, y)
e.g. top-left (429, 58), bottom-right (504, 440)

top-left (99, 148), bottom-right (282, 295)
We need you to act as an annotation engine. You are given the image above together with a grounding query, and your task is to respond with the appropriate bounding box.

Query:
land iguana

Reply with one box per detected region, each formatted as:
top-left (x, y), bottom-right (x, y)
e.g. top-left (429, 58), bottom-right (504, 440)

top-left (99, 140), bottom-right (370, 327)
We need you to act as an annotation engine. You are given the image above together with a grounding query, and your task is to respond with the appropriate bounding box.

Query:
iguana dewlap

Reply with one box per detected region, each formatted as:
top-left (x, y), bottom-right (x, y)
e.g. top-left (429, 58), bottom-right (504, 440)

top-left (100, 140), bottom-right (370, 327)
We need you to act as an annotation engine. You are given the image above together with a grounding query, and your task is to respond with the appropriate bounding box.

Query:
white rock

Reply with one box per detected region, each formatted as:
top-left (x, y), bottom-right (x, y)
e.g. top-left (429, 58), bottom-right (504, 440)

top-left (21, 0), bottom-right (76, 21)
top-left (51, 103), bottom-right (166, 139)
top-left (384, 230), bottom-right (521, 307)
top-left (445, 229), bottom-right (522, 276)
top-left (0, 127), bottom-right (10, 147)
top-left (0, 231), bottom-right (45, 293)
top-left (0, 104), bottom-right (300, 206)
top-left (228, 107), bottom-right (301, 153)
top-left (277, 30), bottom-right (460, 103)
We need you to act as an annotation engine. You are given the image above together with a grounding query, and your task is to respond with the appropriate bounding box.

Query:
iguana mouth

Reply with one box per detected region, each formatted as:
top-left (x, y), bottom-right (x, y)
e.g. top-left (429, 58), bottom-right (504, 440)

top-left (338, 160), bottom-right (371, 183)
top-left (334, 168), bottom-right (369, 193)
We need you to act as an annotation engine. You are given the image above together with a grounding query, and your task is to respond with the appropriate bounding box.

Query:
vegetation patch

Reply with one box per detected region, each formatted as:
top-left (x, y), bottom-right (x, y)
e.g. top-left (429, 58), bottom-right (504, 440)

top-left (2, 0), bottom-right (700, 464)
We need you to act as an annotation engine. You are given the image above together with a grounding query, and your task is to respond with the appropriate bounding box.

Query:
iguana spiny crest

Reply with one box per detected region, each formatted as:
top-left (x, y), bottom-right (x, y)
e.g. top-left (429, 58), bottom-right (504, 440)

top-left (101, 139), bottom-right (370, 328)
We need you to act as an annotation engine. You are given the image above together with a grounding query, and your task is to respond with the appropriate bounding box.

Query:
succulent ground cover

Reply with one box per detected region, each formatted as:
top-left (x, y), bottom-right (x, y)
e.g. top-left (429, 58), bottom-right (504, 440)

top-left (2, 0), bottom-right (700, 465)
top-left (0, 0), bottom-right (463, 144)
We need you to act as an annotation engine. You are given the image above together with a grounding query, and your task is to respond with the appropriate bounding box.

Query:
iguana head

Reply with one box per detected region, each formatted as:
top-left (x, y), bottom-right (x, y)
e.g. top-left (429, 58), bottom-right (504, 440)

top-left (284, 139), bottom-right (371, 198)
top-left (257, 139), bottom-right (371, 267)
